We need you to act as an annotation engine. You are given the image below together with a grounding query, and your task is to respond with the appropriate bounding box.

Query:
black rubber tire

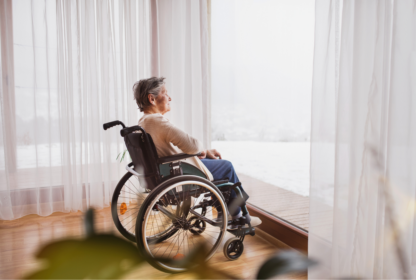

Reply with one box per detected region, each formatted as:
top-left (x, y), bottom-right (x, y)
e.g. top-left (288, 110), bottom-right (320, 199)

top-left (189, 216), bottom-right (206, 235)
top-left (223, 237), bottom-right (244, 261)
top-left (135, 175), bottom-right (228, 273)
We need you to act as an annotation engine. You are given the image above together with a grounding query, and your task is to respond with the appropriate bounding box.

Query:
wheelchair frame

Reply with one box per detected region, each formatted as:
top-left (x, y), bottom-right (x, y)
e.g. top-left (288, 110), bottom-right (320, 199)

top-left (103, 120), bottom-right (255, 272)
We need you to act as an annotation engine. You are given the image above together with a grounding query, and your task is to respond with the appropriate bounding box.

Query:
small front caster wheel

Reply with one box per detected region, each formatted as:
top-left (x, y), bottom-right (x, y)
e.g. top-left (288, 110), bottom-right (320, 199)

top-left (223, 237), bottom-right (244, 260)
top-left (189, 216), bottom-right (206, 235)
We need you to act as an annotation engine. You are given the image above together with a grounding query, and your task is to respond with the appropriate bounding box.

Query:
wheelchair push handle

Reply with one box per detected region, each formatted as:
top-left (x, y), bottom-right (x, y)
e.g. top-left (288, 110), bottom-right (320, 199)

top-left (103, 120), bottom-right (126, 130)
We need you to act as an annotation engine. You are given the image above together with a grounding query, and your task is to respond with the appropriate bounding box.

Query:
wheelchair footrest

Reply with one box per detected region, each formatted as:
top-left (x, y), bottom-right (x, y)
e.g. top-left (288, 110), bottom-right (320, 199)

top-left (228, 226), bottom-right (255, 236)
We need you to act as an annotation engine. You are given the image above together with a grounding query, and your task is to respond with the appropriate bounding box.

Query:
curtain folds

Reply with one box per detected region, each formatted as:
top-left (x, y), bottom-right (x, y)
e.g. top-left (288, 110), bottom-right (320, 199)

top-left (153, 0), bottom-right (211, 149)
top-left (0, 0), bottom-right (209, 220)
top-left (309, 0), bottom-right (416, 278)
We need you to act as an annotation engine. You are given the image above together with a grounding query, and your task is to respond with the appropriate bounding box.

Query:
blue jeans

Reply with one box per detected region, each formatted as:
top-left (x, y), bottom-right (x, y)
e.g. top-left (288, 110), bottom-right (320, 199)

top-left (200, 159), bottom-right (245, 216)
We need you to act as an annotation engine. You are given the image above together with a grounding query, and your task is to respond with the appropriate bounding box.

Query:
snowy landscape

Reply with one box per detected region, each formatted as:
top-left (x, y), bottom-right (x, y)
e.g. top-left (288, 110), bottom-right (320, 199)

top-left (209, 0), bottom-right (314, 198)
top-left (211, 141), bottom-right (310, 197)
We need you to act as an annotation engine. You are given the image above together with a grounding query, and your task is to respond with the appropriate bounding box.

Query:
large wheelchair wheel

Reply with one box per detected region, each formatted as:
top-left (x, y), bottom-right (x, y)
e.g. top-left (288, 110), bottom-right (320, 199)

top-left (111, 171), bottom-right (149, 242)
top-left (135, 175), bottom-right (228, 273)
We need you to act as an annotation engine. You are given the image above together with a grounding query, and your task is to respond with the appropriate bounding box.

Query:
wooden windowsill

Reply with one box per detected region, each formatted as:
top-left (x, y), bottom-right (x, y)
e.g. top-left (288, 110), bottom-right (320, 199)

top-left (247, 203), bottom-right (308, 253)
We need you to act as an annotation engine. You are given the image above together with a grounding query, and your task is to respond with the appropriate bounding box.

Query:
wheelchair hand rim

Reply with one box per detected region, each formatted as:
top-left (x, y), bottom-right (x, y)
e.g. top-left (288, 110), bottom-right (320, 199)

top-left (141, 179), bottom-right (228, 273)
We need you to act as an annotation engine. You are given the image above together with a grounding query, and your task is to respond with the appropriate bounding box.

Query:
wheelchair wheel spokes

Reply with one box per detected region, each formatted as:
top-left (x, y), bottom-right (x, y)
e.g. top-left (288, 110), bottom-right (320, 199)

top-left (117, 177), bottom-right (148, 232)
top-left (145, 205), bottom-right (177, 243)
top-left (137, 177), bottom-right (228, 273)
top-left (112, 172), bottom-right (148, 242)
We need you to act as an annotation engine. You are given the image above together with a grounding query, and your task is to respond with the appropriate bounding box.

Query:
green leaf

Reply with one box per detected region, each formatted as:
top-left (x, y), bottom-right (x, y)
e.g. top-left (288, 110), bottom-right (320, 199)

top-left (120, 150), bottom-right (126, 162)
top-left (116, 149), bottom-right (130, 163)
top-left (25, 209), bottom-right (143, 279)
top-left (256, 250), bottom-right (317, 279)
top-left (25, 234), bottom-right (143, 279)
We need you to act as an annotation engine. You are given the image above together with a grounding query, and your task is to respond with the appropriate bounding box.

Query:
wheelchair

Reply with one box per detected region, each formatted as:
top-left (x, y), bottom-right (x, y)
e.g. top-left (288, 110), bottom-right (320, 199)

top-left (103, 120), bottom-right (256, 273)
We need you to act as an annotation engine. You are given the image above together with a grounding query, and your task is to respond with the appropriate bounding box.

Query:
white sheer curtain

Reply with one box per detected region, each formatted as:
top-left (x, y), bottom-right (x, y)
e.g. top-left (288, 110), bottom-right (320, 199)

top-left (0, 0), bottom-right (209, 221)
top-left (152, 0), bottom-right (211, 149)
top-left (309, 0), bottom-right (416, 278)
top-left (0, 0), bottom-right (151, 220)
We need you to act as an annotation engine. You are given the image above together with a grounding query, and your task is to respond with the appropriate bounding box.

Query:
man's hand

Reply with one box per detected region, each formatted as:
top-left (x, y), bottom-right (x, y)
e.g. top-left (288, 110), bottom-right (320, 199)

top-left (197, 149), bottom-right (222, 160)
top-left (206, 149), bottom-right (222, 160)
top-left (198, 150), bottom-right (207, 159)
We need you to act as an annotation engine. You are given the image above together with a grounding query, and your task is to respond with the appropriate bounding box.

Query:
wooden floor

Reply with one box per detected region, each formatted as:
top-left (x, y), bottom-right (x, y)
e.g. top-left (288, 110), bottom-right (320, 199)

top-left (0, 207), bottom-right (307, 279)
top-left (239, 173), bottom-right (310, 230)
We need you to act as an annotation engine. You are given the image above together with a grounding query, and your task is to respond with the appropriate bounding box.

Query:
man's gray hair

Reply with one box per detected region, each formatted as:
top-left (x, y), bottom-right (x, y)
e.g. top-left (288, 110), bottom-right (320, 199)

top-left (133, 77), bottom-right (166, 112)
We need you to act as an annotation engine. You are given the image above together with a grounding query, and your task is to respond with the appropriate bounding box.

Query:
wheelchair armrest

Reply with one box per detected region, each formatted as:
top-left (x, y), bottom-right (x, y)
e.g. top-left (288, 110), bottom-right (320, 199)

top-left (212, 179), bottom-right (229, 185)
top-left (157, 153), bottom-right (201, 164)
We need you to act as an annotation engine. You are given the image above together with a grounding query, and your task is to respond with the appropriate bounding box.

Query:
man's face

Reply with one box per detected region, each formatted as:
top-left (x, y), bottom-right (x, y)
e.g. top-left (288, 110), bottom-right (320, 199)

top-left (155, 85), bottom-right (171, 115)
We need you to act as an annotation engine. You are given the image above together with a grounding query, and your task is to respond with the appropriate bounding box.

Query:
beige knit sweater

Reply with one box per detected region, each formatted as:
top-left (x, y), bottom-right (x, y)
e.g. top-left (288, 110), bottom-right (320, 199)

top-left (138, 113), bottom-right (214, 181)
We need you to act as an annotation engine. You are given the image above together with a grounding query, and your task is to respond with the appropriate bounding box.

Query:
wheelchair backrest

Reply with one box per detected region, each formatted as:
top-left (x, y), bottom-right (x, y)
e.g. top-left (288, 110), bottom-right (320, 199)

top-left (124, 129), bottom-right (160, 190)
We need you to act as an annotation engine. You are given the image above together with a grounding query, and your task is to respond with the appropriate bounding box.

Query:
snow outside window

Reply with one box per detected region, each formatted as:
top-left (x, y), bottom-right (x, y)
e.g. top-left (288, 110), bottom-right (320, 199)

top-left (211, 0), bottom-right (315, 230)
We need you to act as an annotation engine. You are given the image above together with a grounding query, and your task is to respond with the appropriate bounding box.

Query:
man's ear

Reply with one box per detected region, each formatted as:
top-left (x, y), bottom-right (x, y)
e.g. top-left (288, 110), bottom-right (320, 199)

top-left (148, 94), bottom-right (155, 105)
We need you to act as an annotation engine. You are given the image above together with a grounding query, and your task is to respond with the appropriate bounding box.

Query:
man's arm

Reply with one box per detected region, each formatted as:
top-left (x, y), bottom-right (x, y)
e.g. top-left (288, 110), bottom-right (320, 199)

top-left (165, 123), bottom-right (203, 154)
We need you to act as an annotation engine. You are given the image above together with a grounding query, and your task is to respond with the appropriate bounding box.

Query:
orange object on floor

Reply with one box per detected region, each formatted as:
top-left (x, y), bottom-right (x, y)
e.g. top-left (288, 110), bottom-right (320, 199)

top-left (173, 253), bottom-right (184, 260)
top-left (120, 202), bottom-right (127, 215)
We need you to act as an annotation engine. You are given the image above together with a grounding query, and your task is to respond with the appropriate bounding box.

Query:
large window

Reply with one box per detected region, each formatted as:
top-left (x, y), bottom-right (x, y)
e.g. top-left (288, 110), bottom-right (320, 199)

top-left (211, 0), bottom-right (315, 230)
